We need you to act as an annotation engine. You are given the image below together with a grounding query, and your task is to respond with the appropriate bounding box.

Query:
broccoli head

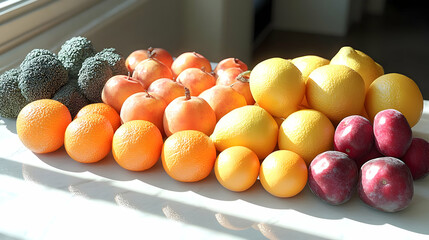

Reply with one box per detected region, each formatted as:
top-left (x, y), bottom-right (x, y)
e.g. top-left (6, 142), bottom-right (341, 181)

top-left (94, 48), bottom-right (128, 75)
top-left (77, 57), bottom-right (113, 103)
top-left (18, 55), bottom-right (68, 101)
top-left (0, 68), bottom-right (29, 118)
top-left (52, 82), bottom-right (89, 117)
top-left (58, 36), bottom-right (96, 78)
top-left (20, 49), bottom-right (57, 69)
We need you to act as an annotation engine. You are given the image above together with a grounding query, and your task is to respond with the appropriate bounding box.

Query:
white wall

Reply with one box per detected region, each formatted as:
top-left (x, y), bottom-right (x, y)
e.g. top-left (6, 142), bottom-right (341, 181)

top-left (1, 0), bottom-right (255, 71)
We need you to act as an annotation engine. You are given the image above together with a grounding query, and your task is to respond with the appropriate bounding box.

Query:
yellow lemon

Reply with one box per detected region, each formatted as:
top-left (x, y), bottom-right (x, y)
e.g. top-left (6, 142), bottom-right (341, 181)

top-left (210, 105), bottom-right (278, 159)
top-left (365, 73), bottom-right (423, 127)
top-left (249, 58), bottom-right (304, 118)
top-left (306, 64), bottom-right (365, 124)
top-left (292, 55), bottom-right (330, 82)
top-left (259, 150), bottom-right (308, 198)
top-left (214, 146), bottom-right (260, 192)
top-left (278, 109), bottom-right (334, 165)
top-left (330, 46), bottom-right (384, 92)
top-left (292, 55), bottom-right (330, 108)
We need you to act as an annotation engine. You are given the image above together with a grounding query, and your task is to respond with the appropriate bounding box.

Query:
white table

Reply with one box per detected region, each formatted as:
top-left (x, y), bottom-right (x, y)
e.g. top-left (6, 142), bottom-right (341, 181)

top-left (1, 102), bottom-right (429, 240)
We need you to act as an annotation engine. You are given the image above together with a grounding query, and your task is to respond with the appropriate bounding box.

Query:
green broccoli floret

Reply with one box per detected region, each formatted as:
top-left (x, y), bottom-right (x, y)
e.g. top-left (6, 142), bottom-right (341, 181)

top-left (20, 49), bottom-right (56, 69)
top-left (52, 82), bottom-right (89, 117)
top-left (77, 57), bottom-right (113, 103)
top-left (94, 48), bottom-right (128, 75)
top-left (58, 36), bottom-right (96, 78)
top-left (0, 68), bottom-right (29, 118)
top-left (18, 55), bottom-right (68, 101)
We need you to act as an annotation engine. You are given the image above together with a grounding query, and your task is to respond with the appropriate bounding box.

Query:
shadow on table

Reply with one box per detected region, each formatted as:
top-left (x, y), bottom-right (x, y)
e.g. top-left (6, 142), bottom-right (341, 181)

top-left (0, 117), bottom-right (17, 134)
top-left (2, 157), bottom-right (328, 240)
top-left (31, 147), bottom-right (429, 236)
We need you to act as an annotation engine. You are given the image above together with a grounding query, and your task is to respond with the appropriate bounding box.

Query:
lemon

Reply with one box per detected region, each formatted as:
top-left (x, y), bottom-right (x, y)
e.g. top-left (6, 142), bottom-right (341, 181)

top-left (278, 109), bottom-right (335, 165)
top-left (249, 58), bottom-right (304, 118)
top-left (330, 46), bottom-right (384, 92)
top-left (292, 55), bottom-right (330, 108)
top-left (259, 150), bottom-right (308, 198)
top-left (214, 146), bottom-right (260, 192)
top-left (365, 73), bottom-right (423, 127)
top-left (306, 64), bottom-right (366, 124)
top-left (291, 55), bottom-right (330, 82)
top-left (210, 105), bottom-right (278, 159)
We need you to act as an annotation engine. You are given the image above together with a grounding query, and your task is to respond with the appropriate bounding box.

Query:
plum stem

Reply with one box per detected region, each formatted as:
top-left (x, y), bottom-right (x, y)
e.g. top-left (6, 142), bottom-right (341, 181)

top-left (236, 70), bottom-right (251, 83)
top-left (184, 87), bottom-right (191, 100)
top-left (145, 89), bottom-right (154, 98)
top-left (148, 47), bottom-right (156, 58)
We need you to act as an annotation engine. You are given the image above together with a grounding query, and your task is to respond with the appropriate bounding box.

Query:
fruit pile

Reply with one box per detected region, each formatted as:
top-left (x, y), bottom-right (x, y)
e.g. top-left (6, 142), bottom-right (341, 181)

top-left (2, 37), bottom-right (428, 213)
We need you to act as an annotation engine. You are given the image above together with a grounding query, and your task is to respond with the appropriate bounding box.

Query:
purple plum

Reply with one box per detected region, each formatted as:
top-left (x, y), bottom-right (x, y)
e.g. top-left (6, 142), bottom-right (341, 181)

top-left (373, 109), bottom-right (412, 158)
top-left (402, 138), bottom-right (429, 180)
top-left (334, 115), bottom-right (374, 159)
top-left (358, 157), bottom-right (414, 212)
top-left (308, 151), bottom-right (358, 205)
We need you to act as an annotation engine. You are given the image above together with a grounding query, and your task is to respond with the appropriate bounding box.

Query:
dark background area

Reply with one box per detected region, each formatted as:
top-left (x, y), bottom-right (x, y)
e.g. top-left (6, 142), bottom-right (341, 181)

top-left (251, 0), bottom-right (429, 99)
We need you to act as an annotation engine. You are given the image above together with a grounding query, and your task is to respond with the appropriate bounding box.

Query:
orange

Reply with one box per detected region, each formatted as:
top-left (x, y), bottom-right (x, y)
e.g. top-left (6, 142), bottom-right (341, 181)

top-left (112, 120), bottom-right (163, 171)
top-left (64, 114), bottom-right (114, 163)
top-left (259, 150), bottom-right (308, 198)
top-left (16, 99), bottom-right (72, 153)
top-left (278, 109), bottom-right (334, 165)
top-left (75, 103), bottom-right (121, 131)
top-left (365, 73), bottom-right (423, 127)
top-left (162, 130), bottom-right (216, 182)
top-left (306, 64), bottom-right (365, 124)
top-left (214, 146), bottom-right (260, 192)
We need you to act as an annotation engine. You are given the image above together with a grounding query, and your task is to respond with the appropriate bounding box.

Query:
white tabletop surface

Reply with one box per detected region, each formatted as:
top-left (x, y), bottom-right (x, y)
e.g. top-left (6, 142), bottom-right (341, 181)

top-left (1, 101), bottom-right (429, 240)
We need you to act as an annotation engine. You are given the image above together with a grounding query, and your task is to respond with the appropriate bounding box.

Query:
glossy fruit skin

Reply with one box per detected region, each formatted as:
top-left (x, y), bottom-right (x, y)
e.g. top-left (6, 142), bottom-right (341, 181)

top-left (161, 130), bottom-right (216, 182)
top-left (147, 78), bottom-right (185, 105)
top-left (278, 109), bottom-right (335, 165)
top-left (330, 46), bottom-right (383, 92)
top-left (214, 58), bottom-right (248, 77)
top-left (64, 114), bottom-right (113, 163)
top-left (132, 58), bottom-right (173, 89)
top-left (214, 146), bottom-right (260, 192)
top-left (199, 85), bottom-right (247, 122)
top-left (112, 120), bottom-right (163, 171)
top-left (401, 138), bottom-right (429, 180)
top-left (75, 103), bottom-right (121, 131)
top-left (120, 92), bottom-right (167, 134)
top-left (334, 115), bottom-right (374, 159)
top-left (16, 99), bottom-right (71, 153)
top-left (210, 105), bottom-right (278, 160)
top-left (355, 144), bottom-right (383, 168)
top-left (358, 157), bottom-right (414, 212)
top-left (373, 109), bottom-right (412, 158)
top-left (306, 64), bottom-right (366, 125)
top-left (249, 57), bottom-right (304, 118)
top-left (171, 52), bottom-right (212, 78)
top-left (101, 75), bottom-right (145, 113)
top-left (308, 151), bottom-right (358, 205)
top-left (125, 47), bottom-right (173, 73)
top-left (259, 150), bottom-right (308, 198)
top-left (216, 67), bottom-right (255, 105)
top-left (365, 73), bottom-right (423, 127)
top-left (163, 94), bottom-right (216, 137)
top-left (176, 68), bottom-right (216, 96)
